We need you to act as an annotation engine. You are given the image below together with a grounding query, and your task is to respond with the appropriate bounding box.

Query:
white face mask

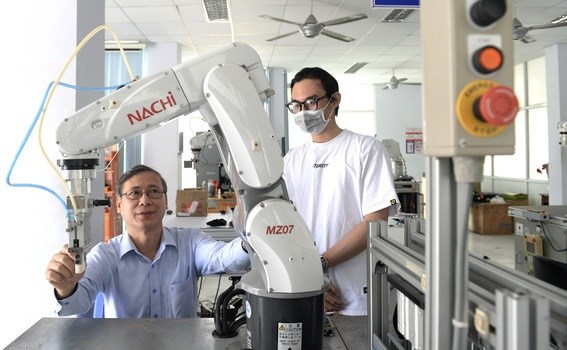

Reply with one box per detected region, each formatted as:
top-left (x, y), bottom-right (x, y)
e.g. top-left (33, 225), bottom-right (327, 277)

top-left (293, 100), bottom-right (332, 134)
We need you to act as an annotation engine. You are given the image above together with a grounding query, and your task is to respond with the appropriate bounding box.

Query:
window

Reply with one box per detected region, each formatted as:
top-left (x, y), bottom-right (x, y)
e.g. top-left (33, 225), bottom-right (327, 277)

top-left (527, 57), bottom-right (547, 106)
top-left (487, 57), bottom-right (548, 183)
top-left (104, 50), bottom-right (142, 89)
top-left (104, 50), bottom-right (144, 170)
top-left (528, 107), bottom-right (549, 180)
top-left (493, 110), bottom-right (526, 178)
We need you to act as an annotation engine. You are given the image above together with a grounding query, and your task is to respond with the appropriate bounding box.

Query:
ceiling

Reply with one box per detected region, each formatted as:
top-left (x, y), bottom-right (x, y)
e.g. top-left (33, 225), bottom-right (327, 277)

top-left (105, 0), bottom-right (567, 85)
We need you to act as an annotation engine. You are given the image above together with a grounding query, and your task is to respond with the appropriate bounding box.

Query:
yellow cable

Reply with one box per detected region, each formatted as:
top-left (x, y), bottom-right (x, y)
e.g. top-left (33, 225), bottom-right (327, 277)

top-left (38, 25), bottom-right (136, 217)
top-left (100, 142), bottom-right (124, 173)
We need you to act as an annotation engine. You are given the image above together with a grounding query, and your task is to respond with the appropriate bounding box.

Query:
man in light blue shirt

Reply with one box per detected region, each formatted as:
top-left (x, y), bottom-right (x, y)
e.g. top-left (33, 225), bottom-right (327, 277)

top-left (45, 164), bottom-right (249, 318)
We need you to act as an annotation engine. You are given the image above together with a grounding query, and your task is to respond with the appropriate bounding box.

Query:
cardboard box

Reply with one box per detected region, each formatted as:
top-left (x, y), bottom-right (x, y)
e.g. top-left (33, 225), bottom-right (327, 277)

top-left (469, 199), bottom-right (529, 235)
top-left (222, 191), bottom-right (236, 199)
top-left (208, 198), bottom-right (237, 213)
top-left (176, 189), bottom-right (208, 217)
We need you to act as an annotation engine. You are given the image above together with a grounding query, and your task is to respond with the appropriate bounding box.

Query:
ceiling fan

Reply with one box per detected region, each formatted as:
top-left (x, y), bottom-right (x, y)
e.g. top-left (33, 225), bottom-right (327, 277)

top-left (513, 16), bottom-right (567, 43)
top-left (260, 1), bottom-right (367, 42)
top-left (382, 71), bottom-right (421, 90)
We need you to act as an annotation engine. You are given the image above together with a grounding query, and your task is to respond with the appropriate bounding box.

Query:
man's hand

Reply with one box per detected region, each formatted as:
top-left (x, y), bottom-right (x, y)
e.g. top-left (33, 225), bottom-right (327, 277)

top-left (324, 283), bottom-right (344, 313)
top-left (45, 244), bottom-right (85, 299)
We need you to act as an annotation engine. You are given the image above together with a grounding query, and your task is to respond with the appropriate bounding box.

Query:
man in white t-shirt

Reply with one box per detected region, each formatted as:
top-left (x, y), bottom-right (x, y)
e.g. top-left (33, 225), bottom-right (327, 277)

top-left (283, 67), bottom-right (400, 316)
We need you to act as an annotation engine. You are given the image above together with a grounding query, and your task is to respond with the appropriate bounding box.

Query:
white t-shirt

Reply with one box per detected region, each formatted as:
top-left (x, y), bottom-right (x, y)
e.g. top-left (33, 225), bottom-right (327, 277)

top-left (283, 129), bottom-right (400, 316)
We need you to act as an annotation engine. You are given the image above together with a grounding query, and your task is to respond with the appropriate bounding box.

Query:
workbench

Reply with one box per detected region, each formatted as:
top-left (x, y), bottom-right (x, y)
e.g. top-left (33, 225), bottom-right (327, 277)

top-left (8, 216), bottom-right (370, 349)
top-left (6, 315), bottom-right (368, 349)
top-left (163, 212), bottom-right (239, 242)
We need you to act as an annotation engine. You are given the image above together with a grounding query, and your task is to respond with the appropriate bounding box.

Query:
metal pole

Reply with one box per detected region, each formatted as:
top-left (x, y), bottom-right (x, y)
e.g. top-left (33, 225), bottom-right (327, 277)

top-left (425, 157), bottom-right (457, 349)
top-left (367, 220), bottom-right (390, 349)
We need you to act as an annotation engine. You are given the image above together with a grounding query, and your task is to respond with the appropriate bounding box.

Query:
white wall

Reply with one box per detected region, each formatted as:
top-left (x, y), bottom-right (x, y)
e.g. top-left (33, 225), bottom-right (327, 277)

top-left (374, 84), bottom-right (425, 179)
top-left (0, 2), bottom-right (98, 347)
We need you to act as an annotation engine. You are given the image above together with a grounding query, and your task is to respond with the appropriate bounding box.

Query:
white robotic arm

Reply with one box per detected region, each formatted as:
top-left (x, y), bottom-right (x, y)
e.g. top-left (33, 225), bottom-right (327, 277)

top-left (56, 42), bottom-right (271, 157)
top-left (56, 43), bottom-right (324, 296)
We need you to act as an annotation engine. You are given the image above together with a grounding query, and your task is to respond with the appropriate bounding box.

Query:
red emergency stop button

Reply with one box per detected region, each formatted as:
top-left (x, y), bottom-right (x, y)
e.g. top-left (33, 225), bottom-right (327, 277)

top-left (475, 85), bottom-right (518, 126)
top-left (472, 46), bottom-right (503, 74)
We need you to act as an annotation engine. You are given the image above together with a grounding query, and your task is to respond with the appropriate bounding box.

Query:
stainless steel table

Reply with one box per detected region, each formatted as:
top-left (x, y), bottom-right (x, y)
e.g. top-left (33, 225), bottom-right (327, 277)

top-left (6, 315), bottom-right (368, 349)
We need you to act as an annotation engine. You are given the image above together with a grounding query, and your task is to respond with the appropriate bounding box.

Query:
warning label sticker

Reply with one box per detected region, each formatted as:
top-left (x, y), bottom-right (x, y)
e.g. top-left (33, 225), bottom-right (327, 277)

top-left (277, 322), bottom-right (302, 350)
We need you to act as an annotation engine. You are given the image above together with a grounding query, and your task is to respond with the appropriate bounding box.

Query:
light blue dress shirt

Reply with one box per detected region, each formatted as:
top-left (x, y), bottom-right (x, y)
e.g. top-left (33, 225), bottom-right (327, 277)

top-left (55, 227), bottom-right (249, 318)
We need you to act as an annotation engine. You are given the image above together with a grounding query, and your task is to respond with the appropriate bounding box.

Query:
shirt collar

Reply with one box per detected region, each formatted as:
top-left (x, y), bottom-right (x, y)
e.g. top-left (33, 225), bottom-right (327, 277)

top-left (118, 228), bottom-right (178, 260)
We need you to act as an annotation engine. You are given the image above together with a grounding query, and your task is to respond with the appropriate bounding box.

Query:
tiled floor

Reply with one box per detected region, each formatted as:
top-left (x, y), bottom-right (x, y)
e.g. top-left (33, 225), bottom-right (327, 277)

top-left (387, 225), bottom-right (516, 268)
top-left (468, 231), bottom-right (515, 269)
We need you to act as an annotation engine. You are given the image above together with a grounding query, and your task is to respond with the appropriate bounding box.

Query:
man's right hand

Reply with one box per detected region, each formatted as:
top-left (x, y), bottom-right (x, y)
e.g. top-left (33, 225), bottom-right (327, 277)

top-left (324, 283), bottom-right (345, 313)
top-left (45, 244), bottom-right (85, 299)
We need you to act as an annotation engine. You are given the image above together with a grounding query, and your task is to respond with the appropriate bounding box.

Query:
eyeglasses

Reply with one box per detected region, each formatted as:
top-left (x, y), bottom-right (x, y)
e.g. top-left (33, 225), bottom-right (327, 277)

top-left (121, 188), bottom-right (165, 200)
top-left (285, 95), bottom-right (329, 114)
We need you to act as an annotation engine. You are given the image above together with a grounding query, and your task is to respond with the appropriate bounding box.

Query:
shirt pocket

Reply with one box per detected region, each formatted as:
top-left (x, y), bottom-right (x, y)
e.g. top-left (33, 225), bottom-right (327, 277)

top-left (168, 278), bottom-right (195, 318)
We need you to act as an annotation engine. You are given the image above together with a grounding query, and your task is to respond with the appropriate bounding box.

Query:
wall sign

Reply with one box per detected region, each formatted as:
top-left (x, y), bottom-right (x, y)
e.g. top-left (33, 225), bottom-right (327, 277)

top-left (405, 128), bottom-right (423, 154)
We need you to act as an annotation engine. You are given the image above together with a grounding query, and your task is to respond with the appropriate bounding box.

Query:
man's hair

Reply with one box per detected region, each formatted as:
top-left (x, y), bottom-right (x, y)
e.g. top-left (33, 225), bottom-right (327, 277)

top-left (290, 67), bottom-right (340, 116)
top-left (115, 164), bottom-right (168, 199)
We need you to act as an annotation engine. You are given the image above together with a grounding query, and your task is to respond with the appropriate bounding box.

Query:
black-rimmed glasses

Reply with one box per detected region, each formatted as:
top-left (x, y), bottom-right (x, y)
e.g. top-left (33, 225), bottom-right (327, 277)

top-left (121, 188), bottom-right (165, 200)
top-left (285, 95), bottom-right (330, 114)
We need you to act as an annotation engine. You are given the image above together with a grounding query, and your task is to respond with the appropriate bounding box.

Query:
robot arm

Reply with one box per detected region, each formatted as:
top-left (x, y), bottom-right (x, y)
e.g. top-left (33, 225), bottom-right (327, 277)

top-left (56, 42), bottom-right (324, 294)
top-left (56, 43), bottom-right (272, 157)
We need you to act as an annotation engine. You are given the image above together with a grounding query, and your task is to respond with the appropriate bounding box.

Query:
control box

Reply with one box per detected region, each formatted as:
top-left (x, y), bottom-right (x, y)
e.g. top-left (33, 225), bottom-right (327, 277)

top-left (421, 0), bottom-right (518, 156)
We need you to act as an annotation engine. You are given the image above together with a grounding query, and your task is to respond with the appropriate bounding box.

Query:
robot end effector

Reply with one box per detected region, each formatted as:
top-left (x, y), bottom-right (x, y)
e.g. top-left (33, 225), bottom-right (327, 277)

top-left (57, 158), bottom-right (110, 273)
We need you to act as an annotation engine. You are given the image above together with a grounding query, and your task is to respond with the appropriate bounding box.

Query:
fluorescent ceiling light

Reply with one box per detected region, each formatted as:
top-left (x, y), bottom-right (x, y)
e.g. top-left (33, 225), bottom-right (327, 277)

top-left (105, 40), bottom-right (146, 50)
top-left (344, 62), bottom-right (368, 74)
top-left (383, 9), bottom-right (415, 22)
top-left (203, 0), bottom-right (229, 21)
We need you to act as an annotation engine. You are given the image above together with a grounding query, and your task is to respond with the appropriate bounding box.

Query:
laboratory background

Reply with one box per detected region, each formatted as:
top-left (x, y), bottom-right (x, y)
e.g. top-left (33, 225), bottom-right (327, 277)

top-left (1, 0), bottom-right (566, 349)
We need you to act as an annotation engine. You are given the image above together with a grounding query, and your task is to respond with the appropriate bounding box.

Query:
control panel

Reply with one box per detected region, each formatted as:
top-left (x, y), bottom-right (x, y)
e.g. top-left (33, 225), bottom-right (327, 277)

top-left (421, 0), bottom-right (518, 156)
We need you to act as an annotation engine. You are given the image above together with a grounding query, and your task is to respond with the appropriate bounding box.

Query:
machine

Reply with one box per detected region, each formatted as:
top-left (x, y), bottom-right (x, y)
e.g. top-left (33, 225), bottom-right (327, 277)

top-left (382, 139), bottom-right (423, 217)
top-left (508, 205), bottom-right (567, 285)
top-left (188, 130), bottom-right (231, 191)
top-left (55, 42), bottom-right (326, 349)
top-left (382, 139), bottom-right (409, 181)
